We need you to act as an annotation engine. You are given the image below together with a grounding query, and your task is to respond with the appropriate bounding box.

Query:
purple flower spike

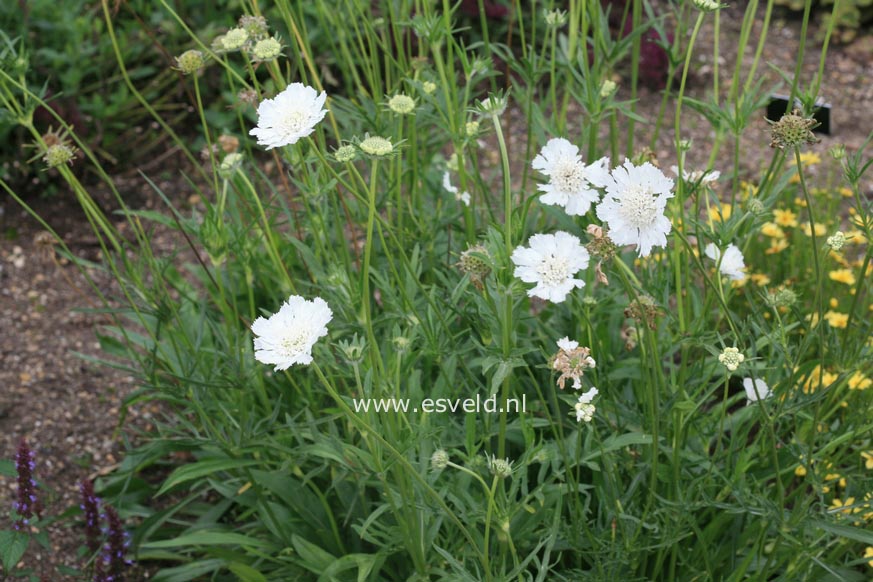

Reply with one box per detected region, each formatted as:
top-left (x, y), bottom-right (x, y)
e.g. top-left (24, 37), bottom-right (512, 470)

top-left (13, 438), bottom-right (39, 530)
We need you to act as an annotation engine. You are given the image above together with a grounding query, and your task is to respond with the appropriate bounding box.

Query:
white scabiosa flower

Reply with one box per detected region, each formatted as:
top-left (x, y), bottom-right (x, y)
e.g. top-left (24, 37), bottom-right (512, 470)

top-left (596, 159), bottom-right (674, 257)
top-left (743, 377), bottom-right (771, 403)
top-left (574, 387), bottom-right (599, 422)
top-left (670, 165), bottom-right (720, 186)
top-left (249, 83), bottom-right (328, 150)
top-left (531, 138), bottom-right (609, 216)
top-left (442, 171), bottom-right (471, 206)
top-left (251, 295), bottom-right (332, 370)
top-left (511, 232), bottom-right (590, 303)
top-left (704, 242), bottom-right (746, 281)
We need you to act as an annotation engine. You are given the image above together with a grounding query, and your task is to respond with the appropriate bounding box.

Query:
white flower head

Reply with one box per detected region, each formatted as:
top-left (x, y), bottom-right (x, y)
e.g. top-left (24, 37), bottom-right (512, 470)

top-left (553, 338), bottom-right (595, 390)
top-left (718, 347), bottom-right (744, 372)
top-left (511, 232), bottom-right (590, 303)
top-left (574, 387), bottom-right (598, 422)
top-left (670, 165), bottom-right (720, 186)
top-left (532, 138), bottom-right (610, 216)
top-left (442, 171), bottom-right (471, 206)
top-left (742, 377), bottom-right (771, 403)
top-left (705, 243), bottom-right (746, 281)
top-left (251, 295), bottom-right (332, 370)
top-left (596, 159), bottom-right (674, 257)
top-left (249, 83), bottom-right (328, 150)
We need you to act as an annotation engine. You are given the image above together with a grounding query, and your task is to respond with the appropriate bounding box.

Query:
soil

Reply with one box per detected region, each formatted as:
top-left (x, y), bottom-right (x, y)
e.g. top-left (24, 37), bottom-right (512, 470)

top-left (1, 4), bottom-right (871, 580)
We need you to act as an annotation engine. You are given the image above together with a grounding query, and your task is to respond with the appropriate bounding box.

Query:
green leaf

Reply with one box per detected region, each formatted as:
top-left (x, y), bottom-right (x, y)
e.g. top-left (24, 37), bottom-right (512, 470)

top-left (292, 534), bottom-right (335, 574)
top-left (810, 519), bottom-right (873, 545)
top-left (150, 559), bottom-right (225, 582)
top-left (228, 562), bottom-right (268, 582)
top-left (140, 531), bottom-right (272, 550)
top-left (156, 459), bottom-right (260, 496)
top-left (0, 459), bottom-right (15, 477)
top-left (0, 530), bottom-right (29, 573)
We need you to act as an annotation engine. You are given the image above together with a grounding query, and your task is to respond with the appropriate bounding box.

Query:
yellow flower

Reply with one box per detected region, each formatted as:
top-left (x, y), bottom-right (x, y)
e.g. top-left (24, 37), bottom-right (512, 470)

top-left (848, 371), bottom-right (871, 391)
top-left (740, 181), bottom-right (758, 200)
top-left (708, 205), bottom-right (732, 222)
top-left (766, 239), bottom-right (789, 254)
top-left (865, 547), bottom-right (873, 568)
top-left (802, 365), bottom-right (838, 393)
top-left (824, 310), bottom-right (848, 329)
top-left (828, 269), bottom-right (856, 286)
top-left (829, 298), bottom-right (839, 308)
top-left (761, 222), bottom-right (786, 238)
top-left (793, 152), bottom-right (822, 166)
top-left (794, 196), bottom-right (807, 208)
top-left (750, 273), bottom-right (771, 286)
top-left (794, 464), bottom-right (807, 477)
top-left (773, 208), bottom-right (799, 228)
top-left (845, 230), bottom-right (866, 244)
top-left (830, 497), bottom-right (858, 515)
top-left (801, 223), bottom-right (827, 237)
top-left (839, 186), bottom-right (853, 198)
top-left (828, 250), bottom-right (850, 267)
top-left (861, 451), bottom-right (873, 469)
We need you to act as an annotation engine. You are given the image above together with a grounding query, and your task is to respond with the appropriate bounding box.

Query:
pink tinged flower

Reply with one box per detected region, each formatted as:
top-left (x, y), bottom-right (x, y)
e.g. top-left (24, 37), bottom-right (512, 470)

top-left (249, 83), bottom-right (328, 149)
top-left (596, 159), bottom-right (674, 257)
top-left (252, 295), bottom-right (333, 370)
top-left (531, 138), bottom-right (610, 216)
top-left (511, 231), bottom-right (590, 303)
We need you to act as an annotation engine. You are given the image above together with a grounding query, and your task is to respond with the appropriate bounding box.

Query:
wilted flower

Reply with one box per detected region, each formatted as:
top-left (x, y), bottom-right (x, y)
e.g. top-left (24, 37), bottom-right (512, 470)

top-left (458, 244), bottom-right (491, 289)
top-left (768, 109), bottom-right (820, 149)
top-left (585, 224), bottom-right (617, 260)
top-left (624, 295), bottom-right (661, 330)
top-left (511, 232), bottom-right (590, 303)
top-left (596, 159), bottom-right (674, 257)
top-left (552, 337), bottom-right (596, 390)
top-left (431, 450), bottom-right (449, 470)
top-left (532, 138), bottom-right (610, 216)
top-left (359, 135), bottom-right (394, 156)
top-left (388, 94), bottom-right (416, 115)
top-left (718, 347), bottom-right (745, 372)
top-left (743, 377), bottom-right (771, 403)
top-left (239, 14), bottom-right (269, 37)
top-left (252, 37), bottom-right (282, 61)
top-left (574, 387), bottom-right (599, 422)
top-left (442, 171), bottom-right (471, 206)
top-left (250, 83), bottom-right (328, 149)
top-left (705, 243), bottom-right (746, 281)
top-left (251, 295), bottom-right (333, 370)
top-left (175, 49), bottom-right (205, 75)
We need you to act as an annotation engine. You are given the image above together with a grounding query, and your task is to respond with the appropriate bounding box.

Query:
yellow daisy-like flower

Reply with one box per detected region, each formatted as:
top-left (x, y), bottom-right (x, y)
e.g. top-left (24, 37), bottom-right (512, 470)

top-left (740, 181), bottom-right (758, 200)
top-left (824, 310), bottom-right (848, 329)
top-left (862, 451), bottom-right (873, 469)
top-left (839, 186), bottom-right (853, 198)
top-left (845, 230), bottom-right (866, 244)
top-left (794, 196), bottom-right (807, 207)
top-left (761, 222), bottom-right (786, 238)
top-left (829, 269), bottom-right (856, 286)
top-left (801, 223), bottom-right (827, 237)
top-left (848, 371), bottom-right (871, 391)
top-left (750, 273), bottom-right (771, 286)
top-left (766, 239), bottom-right (789, 254)
top-left (793, 152), bottom-right (822, 166)
top-left (865, 547), bottom-right (873, 568)
top-left (773, 208), bottom-right (799, 228)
